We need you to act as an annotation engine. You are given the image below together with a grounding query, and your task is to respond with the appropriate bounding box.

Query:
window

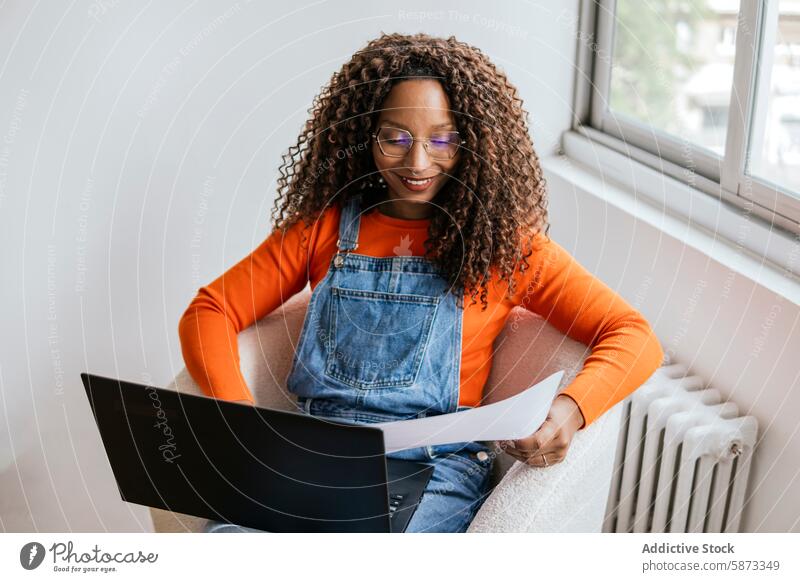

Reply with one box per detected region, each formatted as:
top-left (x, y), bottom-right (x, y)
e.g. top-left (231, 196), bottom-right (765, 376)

top-left (579, 0), bottom-right (800, 234)
top-left (607, 0), bottom-right (737, 154)
top-left (748, 1), bottom-right (800, 197)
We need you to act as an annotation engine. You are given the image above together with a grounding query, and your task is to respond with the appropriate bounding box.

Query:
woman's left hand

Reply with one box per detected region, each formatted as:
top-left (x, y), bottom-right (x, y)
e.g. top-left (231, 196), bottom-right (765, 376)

top-left (500, 394), bottom-right (585, 467)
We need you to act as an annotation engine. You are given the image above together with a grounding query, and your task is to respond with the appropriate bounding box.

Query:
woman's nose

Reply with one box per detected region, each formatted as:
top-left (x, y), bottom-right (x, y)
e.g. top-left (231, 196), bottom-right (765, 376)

top-left (404, 140), bottom-right (433, 174)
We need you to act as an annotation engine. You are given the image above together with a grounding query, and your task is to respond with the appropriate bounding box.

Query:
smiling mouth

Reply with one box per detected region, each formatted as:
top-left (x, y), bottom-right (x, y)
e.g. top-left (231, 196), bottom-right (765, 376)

top-left (396, 174), bottom-right (436, 190)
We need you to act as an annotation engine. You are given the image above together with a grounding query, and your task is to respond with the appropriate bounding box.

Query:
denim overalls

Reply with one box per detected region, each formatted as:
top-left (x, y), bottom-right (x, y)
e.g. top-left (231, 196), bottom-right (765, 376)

top-left (204, 193), bottom-right (494, 533)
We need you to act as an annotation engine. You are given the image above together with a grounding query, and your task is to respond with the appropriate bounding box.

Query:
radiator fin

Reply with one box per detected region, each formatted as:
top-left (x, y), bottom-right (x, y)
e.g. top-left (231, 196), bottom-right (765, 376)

top-left (604, 363), bottom-right (758, 533)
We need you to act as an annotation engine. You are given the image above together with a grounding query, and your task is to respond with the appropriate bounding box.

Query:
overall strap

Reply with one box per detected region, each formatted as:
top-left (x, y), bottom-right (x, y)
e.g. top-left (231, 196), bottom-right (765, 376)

top-left (336, 193), bottom-right (363, 252)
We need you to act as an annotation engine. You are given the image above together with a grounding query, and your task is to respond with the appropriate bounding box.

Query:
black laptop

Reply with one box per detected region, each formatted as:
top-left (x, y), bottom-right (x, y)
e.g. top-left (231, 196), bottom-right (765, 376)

top-left (80, 373), bottom-right (434, 533)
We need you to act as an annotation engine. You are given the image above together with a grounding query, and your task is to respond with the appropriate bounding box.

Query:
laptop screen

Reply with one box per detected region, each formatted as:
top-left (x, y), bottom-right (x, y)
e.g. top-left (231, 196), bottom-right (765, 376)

top-left (81, 374), bottom-right (392, 532)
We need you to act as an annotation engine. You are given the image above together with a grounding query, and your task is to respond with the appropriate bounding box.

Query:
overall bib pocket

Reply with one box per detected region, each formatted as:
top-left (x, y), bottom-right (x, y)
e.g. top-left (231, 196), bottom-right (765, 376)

top-left (325, 286), bottom-right (440, 389)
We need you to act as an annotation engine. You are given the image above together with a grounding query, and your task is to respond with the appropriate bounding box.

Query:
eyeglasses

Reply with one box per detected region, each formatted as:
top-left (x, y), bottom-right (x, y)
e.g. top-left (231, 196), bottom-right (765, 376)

top-left (371, 126), bottom-right (464, 161)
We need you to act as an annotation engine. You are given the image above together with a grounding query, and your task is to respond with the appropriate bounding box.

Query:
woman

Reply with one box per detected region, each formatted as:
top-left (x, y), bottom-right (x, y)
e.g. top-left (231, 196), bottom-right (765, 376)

top-left (179, 32), bottom-right (664, 533)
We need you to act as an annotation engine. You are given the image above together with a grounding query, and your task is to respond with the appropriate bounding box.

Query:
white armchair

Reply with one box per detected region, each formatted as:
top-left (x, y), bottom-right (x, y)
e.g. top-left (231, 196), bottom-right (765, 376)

top-left (151, 287), bottom-right (622, 533)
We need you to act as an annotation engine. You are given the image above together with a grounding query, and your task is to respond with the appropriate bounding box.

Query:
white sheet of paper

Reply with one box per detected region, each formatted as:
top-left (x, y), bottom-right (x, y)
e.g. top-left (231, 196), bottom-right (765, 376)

top-left (373, 370), bottom-right (565, 453)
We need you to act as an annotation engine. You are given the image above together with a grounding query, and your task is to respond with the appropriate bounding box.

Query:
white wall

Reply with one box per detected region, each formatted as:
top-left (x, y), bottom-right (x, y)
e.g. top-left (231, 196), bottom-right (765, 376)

top-left (0, 0), bottom-right (579, 531)
top-left (544, 156), bottom-right (800, 533)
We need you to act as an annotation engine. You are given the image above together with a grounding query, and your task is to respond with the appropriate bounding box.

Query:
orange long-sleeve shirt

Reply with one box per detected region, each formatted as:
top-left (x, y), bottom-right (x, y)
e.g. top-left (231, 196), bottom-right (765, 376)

top-left (178, 202), bottom-right (664, 428)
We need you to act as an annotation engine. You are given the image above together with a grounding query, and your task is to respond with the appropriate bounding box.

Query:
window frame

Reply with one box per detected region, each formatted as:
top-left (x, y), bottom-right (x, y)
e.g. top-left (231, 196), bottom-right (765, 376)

top-left (572, 0), bottom-right (800, 236)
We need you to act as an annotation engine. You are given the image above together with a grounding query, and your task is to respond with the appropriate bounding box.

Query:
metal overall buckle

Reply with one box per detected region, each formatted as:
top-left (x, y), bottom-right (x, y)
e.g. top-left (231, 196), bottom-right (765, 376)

top-left (334, 239), bottom-right (358, 268)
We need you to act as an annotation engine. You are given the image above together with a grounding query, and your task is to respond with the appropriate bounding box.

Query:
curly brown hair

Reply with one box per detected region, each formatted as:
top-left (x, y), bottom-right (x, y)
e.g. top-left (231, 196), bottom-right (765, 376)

top-left (271, 32), bottom-right (550, 311)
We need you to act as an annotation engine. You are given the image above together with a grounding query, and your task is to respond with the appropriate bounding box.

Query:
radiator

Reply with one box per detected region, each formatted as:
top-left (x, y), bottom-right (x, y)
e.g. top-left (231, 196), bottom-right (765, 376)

top-left (603, 363), bottom-right (758, 533)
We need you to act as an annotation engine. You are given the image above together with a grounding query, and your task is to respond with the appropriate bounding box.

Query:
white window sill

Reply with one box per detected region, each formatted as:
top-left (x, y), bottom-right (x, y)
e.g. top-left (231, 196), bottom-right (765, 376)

top-left (542, 132), bottom-right (800, 305)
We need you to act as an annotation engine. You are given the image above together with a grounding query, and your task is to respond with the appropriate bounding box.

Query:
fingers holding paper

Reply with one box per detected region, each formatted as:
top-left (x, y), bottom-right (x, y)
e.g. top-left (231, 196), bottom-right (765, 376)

top-left (500, 394), bottom-right (585, 467)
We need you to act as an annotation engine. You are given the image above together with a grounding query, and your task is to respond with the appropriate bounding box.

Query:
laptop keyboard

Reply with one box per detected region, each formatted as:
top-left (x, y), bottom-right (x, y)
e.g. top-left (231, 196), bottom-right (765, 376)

top-left (389, 493), bottom-right (405, 519)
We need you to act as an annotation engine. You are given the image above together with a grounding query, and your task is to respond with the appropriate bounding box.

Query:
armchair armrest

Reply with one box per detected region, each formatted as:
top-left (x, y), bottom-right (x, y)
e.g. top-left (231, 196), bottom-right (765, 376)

top-left (468, 402), bottom-right (622, 532)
